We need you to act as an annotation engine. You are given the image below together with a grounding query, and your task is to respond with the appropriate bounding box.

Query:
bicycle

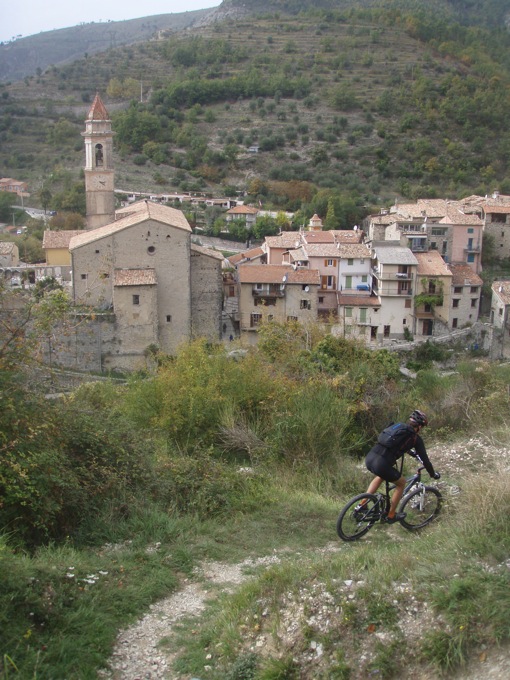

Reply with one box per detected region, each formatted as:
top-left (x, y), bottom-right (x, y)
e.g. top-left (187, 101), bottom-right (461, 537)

top-left (336, 451), bottom-right (442, 541)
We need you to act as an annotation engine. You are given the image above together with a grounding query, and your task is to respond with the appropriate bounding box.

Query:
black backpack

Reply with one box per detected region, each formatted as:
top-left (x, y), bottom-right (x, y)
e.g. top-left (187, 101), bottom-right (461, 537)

top-left (377, 422), bottom-right (416, 454)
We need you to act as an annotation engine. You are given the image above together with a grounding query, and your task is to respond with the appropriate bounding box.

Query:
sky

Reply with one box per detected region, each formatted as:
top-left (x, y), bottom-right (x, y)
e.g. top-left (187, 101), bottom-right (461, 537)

top-left (1, 1), bottom-right (221, 43)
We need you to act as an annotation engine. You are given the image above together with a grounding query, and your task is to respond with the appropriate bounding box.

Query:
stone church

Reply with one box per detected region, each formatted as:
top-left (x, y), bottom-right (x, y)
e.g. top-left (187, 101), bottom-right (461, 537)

top-left (48, 94), bottom-right (223, 372)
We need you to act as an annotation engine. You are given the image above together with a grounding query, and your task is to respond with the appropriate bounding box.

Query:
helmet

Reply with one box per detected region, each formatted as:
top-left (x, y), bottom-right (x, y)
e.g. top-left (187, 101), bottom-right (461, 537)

top-left (409, 409), bottom-right (428, 427)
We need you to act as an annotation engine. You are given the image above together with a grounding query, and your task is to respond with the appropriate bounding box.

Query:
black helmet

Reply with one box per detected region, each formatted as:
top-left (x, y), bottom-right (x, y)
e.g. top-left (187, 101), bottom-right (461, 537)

top-left (409, 409), bottom-right (428, 427)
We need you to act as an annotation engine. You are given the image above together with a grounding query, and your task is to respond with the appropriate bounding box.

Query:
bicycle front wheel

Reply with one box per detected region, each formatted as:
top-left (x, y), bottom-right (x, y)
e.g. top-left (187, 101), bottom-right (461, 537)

top-left (400, 486), bottom-right (442, 530)
top-left (337, 493), bottom-right (380, 542)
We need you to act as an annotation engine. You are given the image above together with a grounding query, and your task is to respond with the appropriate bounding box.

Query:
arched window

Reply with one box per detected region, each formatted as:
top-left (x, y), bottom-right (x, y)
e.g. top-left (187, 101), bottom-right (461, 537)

top-left (95, 144), bottom-right (104, 167)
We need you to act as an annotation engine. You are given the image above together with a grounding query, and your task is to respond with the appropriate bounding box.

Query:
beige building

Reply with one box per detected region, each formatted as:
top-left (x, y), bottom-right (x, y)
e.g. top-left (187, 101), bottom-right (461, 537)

top-left (69, 200), bottom-right (223, 366)
top-left (490, 281), bottom-right (510, 330)
top-left (448, 264), bottom-right (482, 331)
top-left (371, 246), bottom-right (418, 341)
top-left (413, 251), bottom-right (452, 336)
top-left (42, 230), bottom-right (83, 265)
top-left (238, 264), bottom-right (320, 345)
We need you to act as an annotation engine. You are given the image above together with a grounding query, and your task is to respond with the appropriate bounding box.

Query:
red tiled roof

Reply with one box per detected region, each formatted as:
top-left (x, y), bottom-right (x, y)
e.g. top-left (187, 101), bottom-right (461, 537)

top-left (114, 268), bottom-right (157, 286)
top-left (87, 93), bottom-right (110, 121)
top-left (449, 264), bottom-right (483, 286)
top-left (238, 264), bottom-right (320, 285)
top-left (415, 250), bottom-right (452, 277)
top-left (43, 230), bottom-right (84, 249)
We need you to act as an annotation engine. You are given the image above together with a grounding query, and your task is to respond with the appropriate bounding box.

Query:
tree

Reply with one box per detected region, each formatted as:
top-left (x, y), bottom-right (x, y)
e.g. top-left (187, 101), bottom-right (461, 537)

top-left (0, 192), bottom-right (16, 222)
top-left (39, 187), bottom-right (52, 213)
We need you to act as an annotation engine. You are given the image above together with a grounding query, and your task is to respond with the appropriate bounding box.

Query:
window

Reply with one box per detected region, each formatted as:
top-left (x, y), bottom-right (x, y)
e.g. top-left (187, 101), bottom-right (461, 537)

top-left (470, 286), bottom-right (478, 294)
top-left (347, 258), bottom-right (354, 266)
top-left (471, 299), bottom-right (477, 308)
top-left (300, 299), bottom-right (311, 309)
top-left (452, 318), bottom-right (458, 329)
top-left (467, 253), bottom-right (475, 263)
top-left (133, 295), bottom-right (140, 305)
top-left (360, 258), bottom-right (365, 264)
top-left (95, 249), bottom-right (100, 254)
top-left (166, 315), bottom-right (172, 322)
top-left (431, 227), bottom-right (447, 235)
top-left (359, 308), bottom-right (367, 323)
top-left (499, 308), bottom-right (504, 316)
top-left (326, 259), bottom-right (335, 266)
top-left (467, 228), bottom-right (474, 233)
top-left (318, 296), bottom-right (324, 304)
top-left (453, 299), bottom-right (459, 308)
top-left (147, 246), bottom-right (156, 255)
top-left (345, 275), bottom-right (352, 289)
top-left (430, 242), bottom-right (437, 250)
top-left (267, 314), bottom-right (274, 322)
top-left (287, 315), bottom-right (298, 322)
top-left (424, 303), bottom-right (432, 313)
top-left (405, 299), bottom-right (411, 308)
top-left (250, 313), bottom-right (262, 327)
top-left (326, 275), bottom-right (334, 289)
top-left (361, 275), bottom-right (367, 283)
top-left (255, 283), bottom-right (263, 290)
top-left (384, 325), bottom-right (390, 338)
top-left (454, 286), bottom-right (462, 294)
top-left (345, 307), bottom-right (353, 317)
top-left (81, 273), bottom-right (87, 280)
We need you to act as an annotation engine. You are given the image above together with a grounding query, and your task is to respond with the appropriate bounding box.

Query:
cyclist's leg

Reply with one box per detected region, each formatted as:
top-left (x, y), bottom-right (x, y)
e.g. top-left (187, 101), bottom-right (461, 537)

top-left (387, 475), bottom-right (406, 518)
top-left (366, 475), bottom-right (384, 495)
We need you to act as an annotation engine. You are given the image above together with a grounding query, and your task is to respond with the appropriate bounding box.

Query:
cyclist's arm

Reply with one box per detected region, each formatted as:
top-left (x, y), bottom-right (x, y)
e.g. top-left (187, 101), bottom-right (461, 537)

top-left (413, 435), bottom-right (437, 477)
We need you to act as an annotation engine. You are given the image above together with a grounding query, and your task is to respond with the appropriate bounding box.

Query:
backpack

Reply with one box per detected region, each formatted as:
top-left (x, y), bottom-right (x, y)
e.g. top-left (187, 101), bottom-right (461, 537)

top-left (377, 422), bottom-right (416, 453)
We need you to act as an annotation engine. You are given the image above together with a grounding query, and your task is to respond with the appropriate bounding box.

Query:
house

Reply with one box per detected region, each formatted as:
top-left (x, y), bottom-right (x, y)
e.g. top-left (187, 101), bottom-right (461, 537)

top-left (481, 195), bottom-right (510, 259)
top-left (0, 241), bottom-right (20, 267)
top-left (490, 281), bottom-right (510, 330)
top-left (447, 264), bottom-right (482, 330)
top-left (413, 251), bottom-right (452, 336)
top-left (68, 199), bottom-right (223, 370)
top-left (42, 230), bottom-right (84, 266)
top-left (334, 294), bottom-right (381, 342)
top-left (0, 178), bottom-right (28, 195)
top-left (237, 264), bottom-right (320, 345)
top-left (225, 205), bottom-right (259, 228)
top-left (371, 246), bottom-right (418, 341)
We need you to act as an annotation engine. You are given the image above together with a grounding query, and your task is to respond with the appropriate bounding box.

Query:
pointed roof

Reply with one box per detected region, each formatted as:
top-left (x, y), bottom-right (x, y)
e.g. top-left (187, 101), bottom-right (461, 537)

top-left (87, 93), bottom-right (110, 121)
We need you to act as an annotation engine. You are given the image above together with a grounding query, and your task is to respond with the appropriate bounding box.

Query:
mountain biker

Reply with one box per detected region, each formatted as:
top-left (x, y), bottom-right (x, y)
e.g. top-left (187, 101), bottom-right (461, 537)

top-left (361, 410), bottom-right (440, 523)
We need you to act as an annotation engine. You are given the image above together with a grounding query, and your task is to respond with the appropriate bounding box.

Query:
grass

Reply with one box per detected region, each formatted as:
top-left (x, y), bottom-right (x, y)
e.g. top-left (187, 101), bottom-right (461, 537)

top-left (2, 460), bottom-right (509, 678)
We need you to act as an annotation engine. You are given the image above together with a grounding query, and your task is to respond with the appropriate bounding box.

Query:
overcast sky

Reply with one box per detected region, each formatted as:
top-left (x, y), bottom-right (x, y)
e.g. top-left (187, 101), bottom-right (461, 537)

top-left (1, 1), bottom-right (221, 43)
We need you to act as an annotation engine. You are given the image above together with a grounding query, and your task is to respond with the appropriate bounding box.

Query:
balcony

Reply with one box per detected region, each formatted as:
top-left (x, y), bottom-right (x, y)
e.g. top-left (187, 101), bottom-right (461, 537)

top-left (464, 244), bottom-right (481, 253)
top-left (252, 285), bottom-right (285, 298)
top-left (376, 287), bottom-right (413, 297)
top-left (372, 268), bottom-right (413, 281)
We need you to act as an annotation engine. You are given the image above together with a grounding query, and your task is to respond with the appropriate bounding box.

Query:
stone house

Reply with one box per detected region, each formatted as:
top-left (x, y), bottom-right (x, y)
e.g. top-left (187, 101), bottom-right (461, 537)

top-left (448, 264), bottom-right (483, 331)
top-left (225, 205), bottom-right (259, 228)
top-left (482, 198), bottom-right (510, 259)
top-left (0, 241), bottom-right (19, 267)
top-left (490, 281), bottom-right (510, 331)
top-left (68, 199), bottom-right (223, 369)
top-left (237, 264), bottom-right (320, 345)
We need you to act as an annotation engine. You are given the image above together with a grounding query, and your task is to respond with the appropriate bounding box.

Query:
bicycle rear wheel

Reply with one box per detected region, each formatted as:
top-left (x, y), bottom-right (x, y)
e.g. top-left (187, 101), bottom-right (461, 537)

top-left (337, 493), bottom-right (380, 541)
top-left (400, 486), bottom-right (442, 530)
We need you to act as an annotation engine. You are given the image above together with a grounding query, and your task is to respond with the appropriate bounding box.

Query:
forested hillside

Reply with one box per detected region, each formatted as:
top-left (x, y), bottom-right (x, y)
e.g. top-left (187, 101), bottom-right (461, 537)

top-left (0, 0), bottom-right (510, 219)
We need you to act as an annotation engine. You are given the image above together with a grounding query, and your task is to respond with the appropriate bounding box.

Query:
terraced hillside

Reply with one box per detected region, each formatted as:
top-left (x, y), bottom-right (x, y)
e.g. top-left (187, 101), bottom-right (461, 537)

top-left (0, 2), bottom-right (509, 211)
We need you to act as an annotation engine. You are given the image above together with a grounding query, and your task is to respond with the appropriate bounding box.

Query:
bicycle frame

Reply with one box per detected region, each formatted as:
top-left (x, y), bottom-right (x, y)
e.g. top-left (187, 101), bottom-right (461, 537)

top-left (381, 451), bottom-right (426, 513)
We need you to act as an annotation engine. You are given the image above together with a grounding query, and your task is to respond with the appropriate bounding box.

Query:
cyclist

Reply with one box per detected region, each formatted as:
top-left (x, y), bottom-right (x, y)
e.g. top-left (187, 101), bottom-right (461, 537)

top-left (361, 410), bottom-right (440, 523)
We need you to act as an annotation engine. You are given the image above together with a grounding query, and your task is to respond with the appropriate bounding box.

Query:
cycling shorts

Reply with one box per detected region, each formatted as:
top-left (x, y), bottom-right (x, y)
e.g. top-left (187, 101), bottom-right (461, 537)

top-left (365, 448), bottom-right (402, 483)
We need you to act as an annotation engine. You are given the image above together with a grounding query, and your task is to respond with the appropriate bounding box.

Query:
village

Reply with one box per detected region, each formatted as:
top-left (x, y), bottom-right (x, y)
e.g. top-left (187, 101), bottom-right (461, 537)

top-left (1, 94), bottom-right (510, 372)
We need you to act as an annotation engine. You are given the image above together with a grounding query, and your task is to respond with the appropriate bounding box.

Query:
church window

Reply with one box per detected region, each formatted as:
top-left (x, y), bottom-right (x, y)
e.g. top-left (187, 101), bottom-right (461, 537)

top-left (166, 315), bottom-right (172, 322)
top-left (148, 246), bottom-right (156, 255)
top-left (95, 144), bottom-right (104, 167)
top-left (133, 295), bottom-right (140, 305)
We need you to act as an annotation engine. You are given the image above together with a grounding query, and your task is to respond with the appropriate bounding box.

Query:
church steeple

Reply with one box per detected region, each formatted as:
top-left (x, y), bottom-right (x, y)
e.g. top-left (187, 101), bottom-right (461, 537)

top-left (82, 93), bottom-right (115, 230)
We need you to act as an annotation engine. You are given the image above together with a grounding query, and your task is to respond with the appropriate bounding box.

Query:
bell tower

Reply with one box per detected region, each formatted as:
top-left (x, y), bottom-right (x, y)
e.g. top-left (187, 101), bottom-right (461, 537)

top-left (82, 93), bottom-right (115, 230)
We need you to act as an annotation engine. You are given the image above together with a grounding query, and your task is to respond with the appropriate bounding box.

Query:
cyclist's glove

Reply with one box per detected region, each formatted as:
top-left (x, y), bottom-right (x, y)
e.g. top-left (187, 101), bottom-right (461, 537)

top-left (431, 471), bottom-right (441, 479)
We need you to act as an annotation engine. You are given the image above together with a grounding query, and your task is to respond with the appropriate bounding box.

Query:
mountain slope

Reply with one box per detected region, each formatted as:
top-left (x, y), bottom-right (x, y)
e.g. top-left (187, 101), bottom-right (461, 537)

top-left (0, 9), bottom-right (213, 83)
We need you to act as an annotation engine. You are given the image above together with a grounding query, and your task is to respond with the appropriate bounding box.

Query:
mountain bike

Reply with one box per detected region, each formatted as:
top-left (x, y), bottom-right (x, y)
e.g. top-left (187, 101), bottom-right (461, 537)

top-left (336, 452), bottom-right (442, 541)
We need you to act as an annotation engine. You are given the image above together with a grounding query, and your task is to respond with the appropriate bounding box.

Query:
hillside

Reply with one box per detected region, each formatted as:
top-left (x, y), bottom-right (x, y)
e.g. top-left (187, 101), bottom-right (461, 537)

top-left (1, 0), bottom-right (510, 213)
top-left (0, 9), bottom-right (213, 83)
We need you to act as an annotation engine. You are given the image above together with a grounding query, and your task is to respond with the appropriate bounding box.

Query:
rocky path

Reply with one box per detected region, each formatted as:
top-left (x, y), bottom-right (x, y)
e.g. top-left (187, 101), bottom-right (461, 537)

top-left (99, 438), bottom-right (509, 679)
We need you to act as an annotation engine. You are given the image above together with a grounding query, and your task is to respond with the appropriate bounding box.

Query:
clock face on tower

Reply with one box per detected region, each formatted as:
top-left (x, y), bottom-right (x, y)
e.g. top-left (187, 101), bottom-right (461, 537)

top-left (89, 174), bottom-right (109, 190)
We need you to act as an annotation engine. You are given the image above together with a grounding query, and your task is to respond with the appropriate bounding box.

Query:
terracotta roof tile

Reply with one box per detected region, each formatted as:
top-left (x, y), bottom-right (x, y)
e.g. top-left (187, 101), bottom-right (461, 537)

top-left (238, 264), bottom-right (320, 285)
top-left (114, 269), bottom-right (157, 286)
top-left (449, 264), bottom-right (483, 286)
top-left (492, 281), bottom-right (510, 304)
top-left (0, 241), bottom-right (16, 254)
top-left (337, 294), bottom-right (381, 306)
top-left (69, 200), bottom-right (191, 250)
top-left (337, 243), bottom-right (371, 258)
top-left (87, 93), bottom-right (110, 121)
top-left (415, 250), bottom-right (452, 277)
top-left (43, 230), bottom-right (84, 249)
